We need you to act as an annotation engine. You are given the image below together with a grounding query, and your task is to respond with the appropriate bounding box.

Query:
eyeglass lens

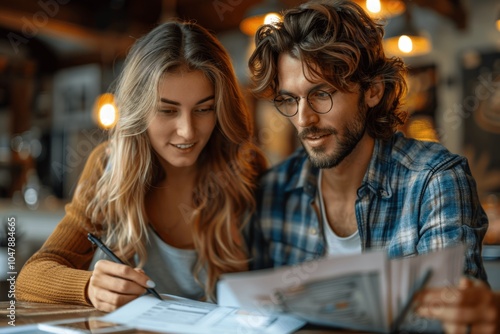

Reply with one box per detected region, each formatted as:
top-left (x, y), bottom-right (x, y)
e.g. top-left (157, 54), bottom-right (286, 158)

top-left (273, 90), bottom-right (333, 117)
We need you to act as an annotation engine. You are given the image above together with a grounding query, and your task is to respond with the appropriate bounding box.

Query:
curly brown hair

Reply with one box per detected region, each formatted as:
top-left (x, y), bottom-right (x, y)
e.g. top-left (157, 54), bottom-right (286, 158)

top-left (248, 0), bottom-right (408, 140)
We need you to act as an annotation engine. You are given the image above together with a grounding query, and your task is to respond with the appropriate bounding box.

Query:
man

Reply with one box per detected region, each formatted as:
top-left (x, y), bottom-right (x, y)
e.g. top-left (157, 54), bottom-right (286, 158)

top-left (246, 0), bottom-right (488, 281)
top-left (245, 1), bottom-right (494, 331)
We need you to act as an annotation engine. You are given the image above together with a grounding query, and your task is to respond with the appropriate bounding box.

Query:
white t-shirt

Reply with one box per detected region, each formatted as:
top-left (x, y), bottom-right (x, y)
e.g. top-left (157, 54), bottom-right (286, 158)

top-left (318, 170), bottom-right (362, 256)
top-left (89, 227), bottom-right (206, 300)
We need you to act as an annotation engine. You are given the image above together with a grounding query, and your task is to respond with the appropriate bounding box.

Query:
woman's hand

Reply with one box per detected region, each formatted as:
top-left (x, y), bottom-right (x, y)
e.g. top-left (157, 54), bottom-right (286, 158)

top-left (416, 277), bottom-right (499, 334)
top-left (87, 260), bottom-right (156, 312)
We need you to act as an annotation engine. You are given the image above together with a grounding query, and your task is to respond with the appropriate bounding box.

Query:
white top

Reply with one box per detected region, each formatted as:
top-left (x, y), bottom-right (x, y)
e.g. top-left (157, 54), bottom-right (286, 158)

top-left (318, 170), bottom-right (362, 256)
top-left (89, 227), bottom-right (206, 300)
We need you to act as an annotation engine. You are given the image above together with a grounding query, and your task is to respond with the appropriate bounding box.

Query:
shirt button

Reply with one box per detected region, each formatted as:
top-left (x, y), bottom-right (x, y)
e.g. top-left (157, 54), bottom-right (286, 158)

top-left (379, 189), bottom-right (388, 197)
top-left (309, 227), bottom-right (318, 235)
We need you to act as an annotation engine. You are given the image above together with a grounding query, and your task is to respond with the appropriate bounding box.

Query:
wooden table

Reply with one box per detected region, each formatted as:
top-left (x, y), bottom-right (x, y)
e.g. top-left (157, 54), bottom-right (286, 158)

top-left (0, 301), bottom-right (159, 333)
top-left (0, 301), bottom-right (103, 326)
top-left (0, 301), bottom-right (363, 333)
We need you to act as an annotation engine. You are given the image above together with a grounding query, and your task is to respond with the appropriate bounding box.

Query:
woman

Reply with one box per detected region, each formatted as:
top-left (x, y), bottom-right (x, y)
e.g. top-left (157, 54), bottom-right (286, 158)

top-left (17, 20), bottom-right (267, 312)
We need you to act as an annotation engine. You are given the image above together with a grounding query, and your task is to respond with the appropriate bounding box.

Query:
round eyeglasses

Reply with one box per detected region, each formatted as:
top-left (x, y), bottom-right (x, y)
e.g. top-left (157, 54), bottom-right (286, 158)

top-left (273, 90), bottom-right (334, 117)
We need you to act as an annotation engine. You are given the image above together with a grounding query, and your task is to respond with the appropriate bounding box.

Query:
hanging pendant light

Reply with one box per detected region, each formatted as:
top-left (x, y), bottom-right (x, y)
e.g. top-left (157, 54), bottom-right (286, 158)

top-left (353, 0), bottom-right (406, 19)
top-left (383, 7), bottom-right (432, 57)
top-left (240, 0), bottom-right (284, 36)
top-left (93, 93), bottom-right (119, 129)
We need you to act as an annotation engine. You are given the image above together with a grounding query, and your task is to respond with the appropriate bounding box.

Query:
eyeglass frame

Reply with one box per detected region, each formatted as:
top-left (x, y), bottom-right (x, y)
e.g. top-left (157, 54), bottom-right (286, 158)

top-left (272, 88), bottom-right (335, 117)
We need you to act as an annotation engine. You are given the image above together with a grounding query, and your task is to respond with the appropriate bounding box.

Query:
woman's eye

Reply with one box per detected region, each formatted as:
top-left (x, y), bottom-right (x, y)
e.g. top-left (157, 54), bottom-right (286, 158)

top-left (159, 109), bottom-right (177, 114)
top-left (195, 107), bottom-right (215, 113)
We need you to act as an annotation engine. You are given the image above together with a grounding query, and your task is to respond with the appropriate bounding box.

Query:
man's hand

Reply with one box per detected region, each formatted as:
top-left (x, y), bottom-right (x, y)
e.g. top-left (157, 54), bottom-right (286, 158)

top-left (87, 260), bottom-right (156, 312)
top-left (416, 277), bottom-right (499, 334)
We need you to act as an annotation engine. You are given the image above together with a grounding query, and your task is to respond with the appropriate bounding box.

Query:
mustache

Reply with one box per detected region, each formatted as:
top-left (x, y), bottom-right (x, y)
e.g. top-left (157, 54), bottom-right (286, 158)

top-left (298, 127), bottom-right (337, 140)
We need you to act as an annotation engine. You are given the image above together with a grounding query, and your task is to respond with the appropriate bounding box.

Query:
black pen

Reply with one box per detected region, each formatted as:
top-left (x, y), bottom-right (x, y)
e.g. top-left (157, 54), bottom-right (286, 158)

top-left (87, 233), bottom-right (163, 301)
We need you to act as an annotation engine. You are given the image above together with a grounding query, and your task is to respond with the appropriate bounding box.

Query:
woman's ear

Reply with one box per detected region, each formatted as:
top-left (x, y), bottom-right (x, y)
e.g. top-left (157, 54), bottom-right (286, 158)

top-left (364, 78), bottom-right (385, 108)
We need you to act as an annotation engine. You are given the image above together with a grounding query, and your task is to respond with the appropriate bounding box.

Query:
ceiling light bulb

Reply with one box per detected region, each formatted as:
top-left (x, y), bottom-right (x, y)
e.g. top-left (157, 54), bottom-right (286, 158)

top-left (353, 0), bottom-right (405, 18)
top-left (264, 13), bottom-right (280, 25)
top-left (93, 93), bottom-right (118, 129)
top-left (240, 0), bottom-right (284, 35)
top-left (366, 0), bottom-right (381, 14)
top-left (99, 103), bottom-right (117, 127)
top-left (398, 35), bottom-right (413, 53)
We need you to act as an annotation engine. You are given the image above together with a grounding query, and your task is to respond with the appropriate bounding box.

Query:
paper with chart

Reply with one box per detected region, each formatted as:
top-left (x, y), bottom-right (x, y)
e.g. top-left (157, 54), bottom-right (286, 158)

top-left (102, 294), bottom-right (305, 334)
top-left (217, 250), bottom-right (391, 332)
top-left (217, 245), bottom-right (465, 333)
top-left (274, 269), bottom-right (385, 330)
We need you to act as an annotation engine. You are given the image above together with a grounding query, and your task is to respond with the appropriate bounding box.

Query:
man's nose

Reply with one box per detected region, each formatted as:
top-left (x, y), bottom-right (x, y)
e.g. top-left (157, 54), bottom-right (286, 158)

top-left (296, 98), bottom-right (319, 128)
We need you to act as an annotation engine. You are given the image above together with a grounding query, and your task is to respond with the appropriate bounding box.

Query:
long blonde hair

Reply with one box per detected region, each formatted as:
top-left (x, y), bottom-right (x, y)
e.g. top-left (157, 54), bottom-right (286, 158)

top-left (87, 20), bottom-right (267, 299)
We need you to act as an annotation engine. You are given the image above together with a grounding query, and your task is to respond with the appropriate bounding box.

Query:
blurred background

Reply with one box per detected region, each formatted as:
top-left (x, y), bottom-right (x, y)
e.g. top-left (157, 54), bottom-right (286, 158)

top-left (0, 0), bottom-right (499, 291)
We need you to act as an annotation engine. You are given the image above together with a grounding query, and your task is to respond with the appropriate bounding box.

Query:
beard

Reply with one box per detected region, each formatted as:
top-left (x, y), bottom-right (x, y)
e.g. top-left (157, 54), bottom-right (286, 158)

top-left (299, 96), bottom-right (368, 169)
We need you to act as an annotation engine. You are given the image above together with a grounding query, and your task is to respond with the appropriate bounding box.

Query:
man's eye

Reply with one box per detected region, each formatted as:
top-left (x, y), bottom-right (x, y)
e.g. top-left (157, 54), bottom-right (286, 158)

top-left (276, 95), bottom-right (296, 105)
top-left (310, 90), bottom-right (332, 100)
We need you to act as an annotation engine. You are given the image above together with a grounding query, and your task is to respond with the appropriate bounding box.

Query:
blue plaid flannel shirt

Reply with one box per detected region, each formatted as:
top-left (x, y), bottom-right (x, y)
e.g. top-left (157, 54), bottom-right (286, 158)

top-left (246, 132), bottom-right (488, 281)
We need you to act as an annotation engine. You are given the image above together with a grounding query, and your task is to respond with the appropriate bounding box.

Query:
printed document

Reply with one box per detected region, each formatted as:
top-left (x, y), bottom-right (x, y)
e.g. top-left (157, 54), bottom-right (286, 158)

top-left (217, 245), bottom-right (465, 333)
top-left (101, 294), bottom-right (305, 334)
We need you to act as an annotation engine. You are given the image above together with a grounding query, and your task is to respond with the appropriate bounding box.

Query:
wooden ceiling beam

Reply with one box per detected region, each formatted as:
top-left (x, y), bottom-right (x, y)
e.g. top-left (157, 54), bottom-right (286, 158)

top-left (0, 8), bottom-right (102, 48)
top-left (0, 0), bottom-right (468, 69)
top-left (0, 7), bottom-right (136, 59)
top-left (0, 1), bottom-right (86, 26)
